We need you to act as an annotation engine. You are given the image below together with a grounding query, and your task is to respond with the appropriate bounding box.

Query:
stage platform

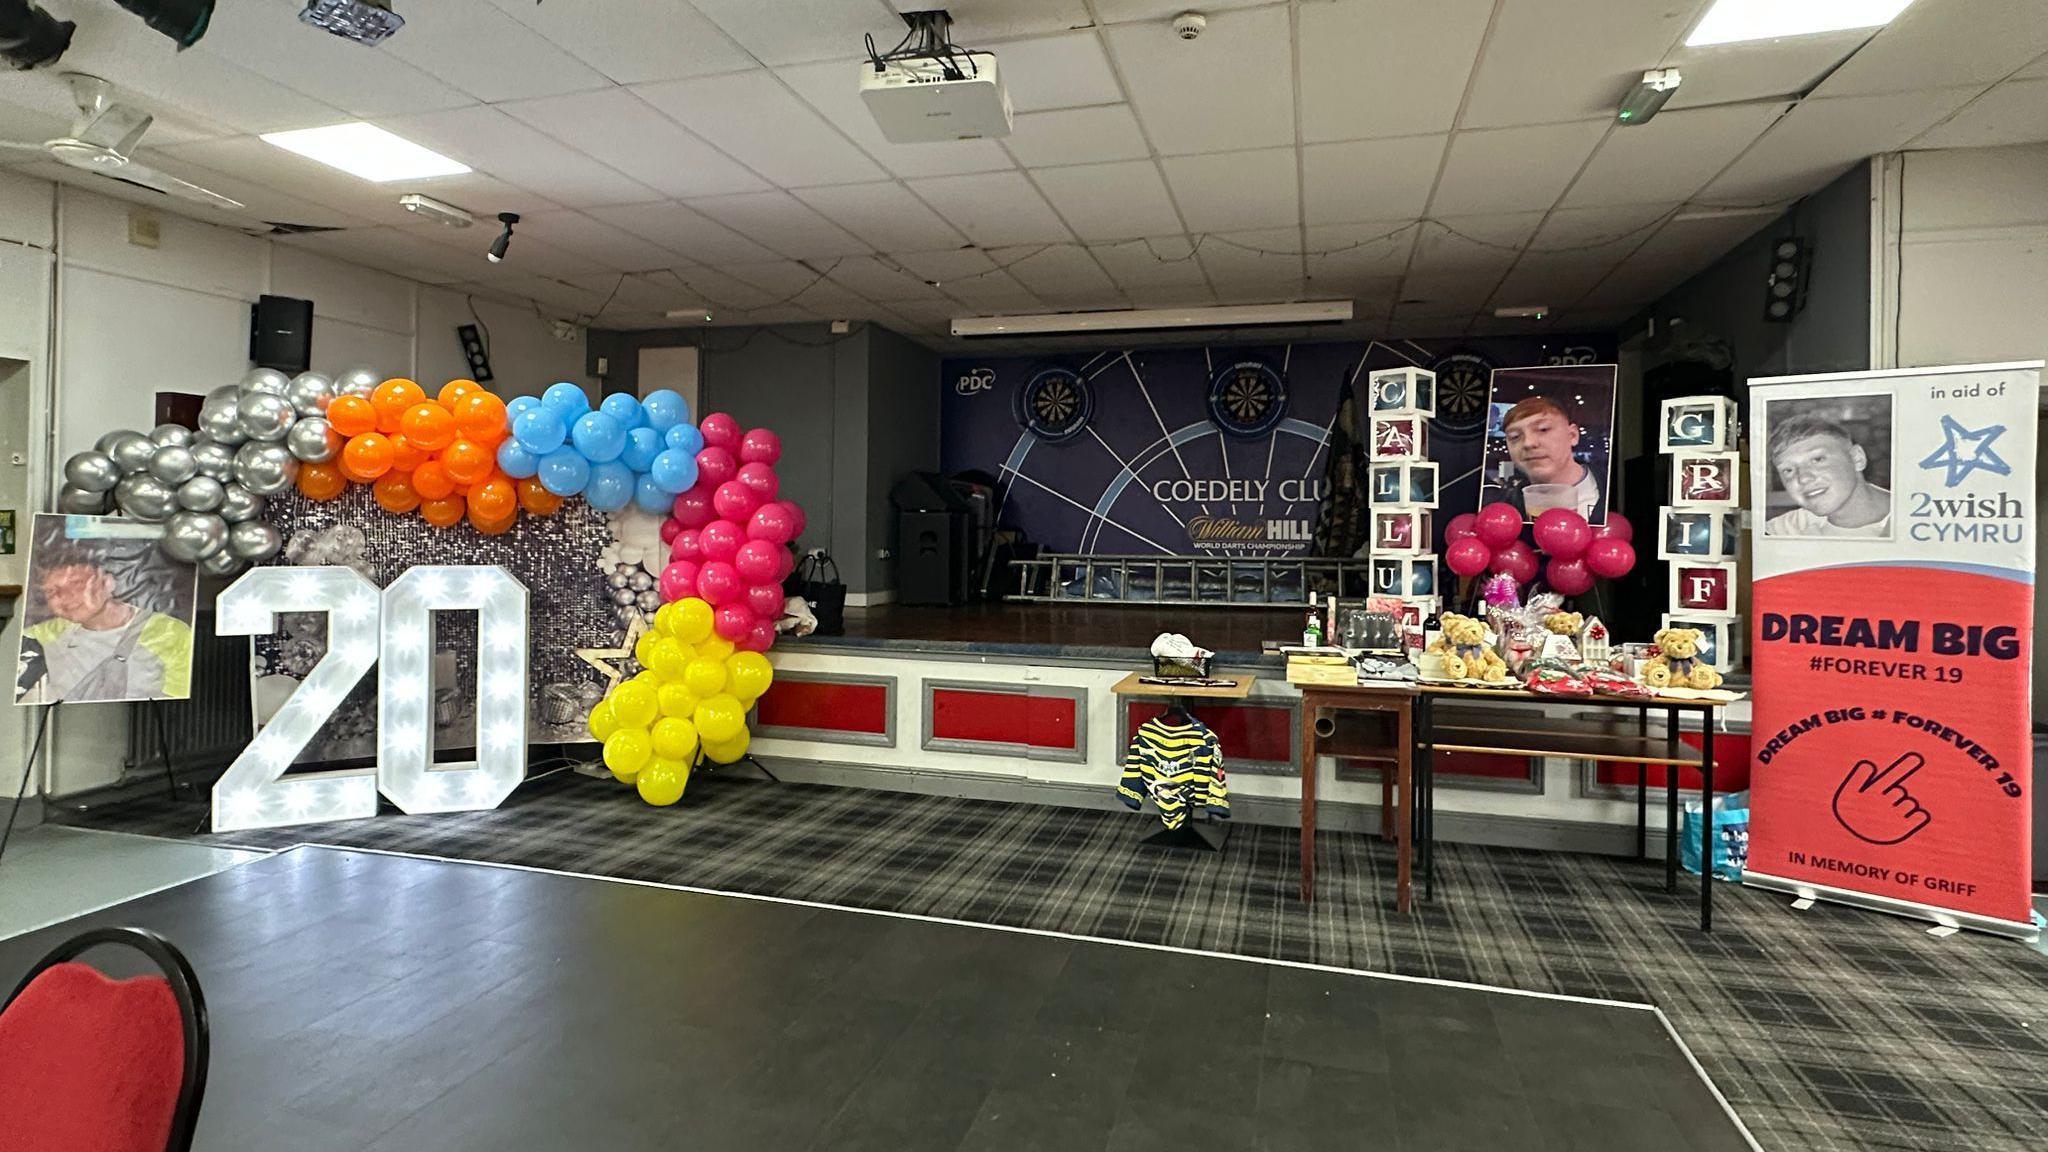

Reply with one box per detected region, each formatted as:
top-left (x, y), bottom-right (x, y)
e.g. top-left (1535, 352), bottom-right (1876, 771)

top-left (1, 845), bottom-right (1753, 1152)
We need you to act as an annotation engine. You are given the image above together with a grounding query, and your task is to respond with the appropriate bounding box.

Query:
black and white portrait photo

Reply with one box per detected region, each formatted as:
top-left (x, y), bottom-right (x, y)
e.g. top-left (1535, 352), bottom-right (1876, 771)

top-left (1761, 394), bottom-right (1894, 539)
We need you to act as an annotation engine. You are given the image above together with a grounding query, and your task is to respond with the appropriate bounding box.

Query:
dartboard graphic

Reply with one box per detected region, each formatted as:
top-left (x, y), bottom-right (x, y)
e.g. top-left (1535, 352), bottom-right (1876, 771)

top-left (1013, 365), bottom-right (1093, 443)
top-left (1430, 351), bottom-right (1496, 440)
top-left (1207, 360), bottom-right (1289, 439)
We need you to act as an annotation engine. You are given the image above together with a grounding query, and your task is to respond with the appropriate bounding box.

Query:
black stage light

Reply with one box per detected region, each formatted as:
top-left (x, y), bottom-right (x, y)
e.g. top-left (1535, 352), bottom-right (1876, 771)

top-left (300, 0), bottom-right (404, 46)
top-left (486, 212), bottom-right (518, 263)
top-left (0, 0), bottom-right (75, 70)
top-left (112, 0), bottom-right (214, 49)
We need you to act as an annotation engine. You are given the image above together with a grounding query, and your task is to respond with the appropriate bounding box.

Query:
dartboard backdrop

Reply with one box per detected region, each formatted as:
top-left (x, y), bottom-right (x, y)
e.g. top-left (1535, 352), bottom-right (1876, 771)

top-left (944, 335), bottom-right (1612, 559)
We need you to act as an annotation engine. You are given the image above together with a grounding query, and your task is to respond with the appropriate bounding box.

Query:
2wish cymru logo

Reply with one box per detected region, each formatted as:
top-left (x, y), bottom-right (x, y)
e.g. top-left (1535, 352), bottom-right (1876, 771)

top-left (955, 367), bottom-right (996, 396)
top-left (1907, 406), bottom-right (2027, 545)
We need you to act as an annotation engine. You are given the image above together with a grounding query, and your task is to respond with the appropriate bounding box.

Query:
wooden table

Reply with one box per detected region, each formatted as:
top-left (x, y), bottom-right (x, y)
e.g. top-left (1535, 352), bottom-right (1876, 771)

top-left (1295, 682), bottom-right (1418, 912)
top-left (1110, 673), bottom-right (1254, 851)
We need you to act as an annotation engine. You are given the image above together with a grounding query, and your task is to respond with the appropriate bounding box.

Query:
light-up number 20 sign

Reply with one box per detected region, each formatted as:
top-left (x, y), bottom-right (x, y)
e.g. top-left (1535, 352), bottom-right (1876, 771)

top-left (212, 564), bottom-right (529, 833)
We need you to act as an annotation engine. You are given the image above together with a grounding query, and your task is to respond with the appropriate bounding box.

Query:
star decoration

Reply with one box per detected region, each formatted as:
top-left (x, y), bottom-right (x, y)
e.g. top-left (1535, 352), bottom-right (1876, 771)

top-left (576, 616), bottom-right (646, 693)
top-left (1919, 415), bottom-right (2011, 487)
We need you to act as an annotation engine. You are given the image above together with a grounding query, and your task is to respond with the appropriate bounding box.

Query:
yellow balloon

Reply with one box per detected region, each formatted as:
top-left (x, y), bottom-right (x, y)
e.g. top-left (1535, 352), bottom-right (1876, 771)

top-left (636, 759), bottom-right (689, 806)
top-left (674, 598), bottom-right (714, 644)
top-left (683, 656), bottom-right (727, 698)
top-left (610, 680), bottom-right (658, 729)
top-left (633, 668), bottom-right (663, 688)
top-left (726, 651), bottom-right (774, 701)
top-left (652, 601), bottom-right (682, 637)
top-left (656, 681), bottom-right (698, 720)
top-left (695, 693), bottom-right (745, 744)
top-left (651, 715), bottom-right (700, 761)
top-left (603, 727), bottom-right (653, 775)
top-left (648, 636), bottom-right (689, 678)
top-left (697, 635), bottom-right (736, 663)
top-left (632, 630), bottom-right (661, 669)
top-left (702, 728), bottom-right (751, 764)
top-left (586, 698), bottom-right (619, 742)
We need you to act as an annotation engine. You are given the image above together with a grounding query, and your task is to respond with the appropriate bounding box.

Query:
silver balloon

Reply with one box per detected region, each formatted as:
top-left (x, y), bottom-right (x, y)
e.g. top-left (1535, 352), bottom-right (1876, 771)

top-left (162, 510), bottom-right (229, 563)
top-left (634, 590), bottom-right (662, 614)
top-left (236, 391), bottom-right (296, 442)
top-left (335, 365), bottom-right (381, 398)
top-left (108, 431), bottom-right (155, 474)
top-left (191, 440), bottom-right (236, 480)
top-left (219, 483), bottom-right (264, 524)
top-left (198, 549), bottom-right (246, 577)
top-left (205, 383), bottom-right (241, 405)
top-left (233, 441), bottom-right (297, 496)
top-left (628, 569), bottom-right (655, 592)
top-left (606, 570), bottom-right (630, 591)
top-left (241, 368), bottom-right (290, 395)
top-left (199, 396), bottom-right (246, 445)
top-left (609, 588), bottom-right (636, 607)
top-left (177, 475), bottom-right (227, 512)
top-left (145, 444), bottom-right (198, 485)
top-left (63, 450), bottom-right (121, 492)
top-left (285, 371), bottom-right (334, 416)
top-left (57, 484), bottom-right (109, 514)
top-left (285, 416), bottom-right (340, 463)
top-left (95, 429), bottom-right (139, 454)
top-left (227, 520), bottom-right (282, 562)
top-left (114, 472), bottom-right (176, 521)
top-left (149, 423), bottom-right (194, 448)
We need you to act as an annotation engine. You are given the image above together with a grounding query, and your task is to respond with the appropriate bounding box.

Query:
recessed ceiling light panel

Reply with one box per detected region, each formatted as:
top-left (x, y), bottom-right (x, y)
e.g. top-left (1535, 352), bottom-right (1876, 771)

top-left (1686, 0), bottom-right (1915, 47)
top-left (260, 122), bottom-right (469, 182)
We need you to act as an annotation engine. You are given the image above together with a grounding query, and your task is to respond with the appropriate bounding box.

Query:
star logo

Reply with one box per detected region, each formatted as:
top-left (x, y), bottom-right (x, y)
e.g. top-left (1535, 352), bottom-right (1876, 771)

top-left (1918, 416), bottom-right (2011, 487)
top-left (575, 616), bottom-right (646, 692)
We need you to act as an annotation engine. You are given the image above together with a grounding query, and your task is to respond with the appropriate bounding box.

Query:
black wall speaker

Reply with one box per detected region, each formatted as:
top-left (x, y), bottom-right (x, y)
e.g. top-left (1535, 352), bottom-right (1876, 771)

top-left (250, 294), bottom-right (314, 372)
top-left (1763, 237), bottom-right (1811, 323)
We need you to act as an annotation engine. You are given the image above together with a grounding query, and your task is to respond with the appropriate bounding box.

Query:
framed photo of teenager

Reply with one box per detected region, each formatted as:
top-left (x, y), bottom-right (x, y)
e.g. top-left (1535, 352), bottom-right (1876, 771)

top-left (1758, 393), bottom-right (1895, 539)
top-left (1478, 364), bottom-right (1618, 525)
top-left (15, 513), bottom-right (197, 706)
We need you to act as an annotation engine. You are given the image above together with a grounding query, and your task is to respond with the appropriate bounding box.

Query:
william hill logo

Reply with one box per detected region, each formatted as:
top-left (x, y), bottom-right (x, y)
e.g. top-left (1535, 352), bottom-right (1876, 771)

top-left (1189, 516), bottom-right (1313, 549)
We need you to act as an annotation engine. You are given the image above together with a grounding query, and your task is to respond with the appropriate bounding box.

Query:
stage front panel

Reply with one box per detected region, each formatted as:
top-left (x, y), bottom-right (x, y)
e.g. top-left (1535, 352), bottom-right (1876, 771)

top-left (1125, 701), bottom-right (1294, 769)
top-left (755, 675), bottom-right (895, 744)
top-left (929, 686), bottom-right (1080, 752)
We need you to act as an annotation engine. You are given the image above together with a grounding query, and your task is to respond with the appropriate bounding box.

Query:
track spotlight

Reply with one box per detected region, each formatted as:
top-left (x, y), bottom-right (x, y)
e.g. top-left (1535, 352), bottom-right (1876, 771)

top-left (0, 1), bottom-right (75, 69)
top-left (486, 212), bottom-right (517, 263)
top-left (112, 0), bottom-right (215, 49)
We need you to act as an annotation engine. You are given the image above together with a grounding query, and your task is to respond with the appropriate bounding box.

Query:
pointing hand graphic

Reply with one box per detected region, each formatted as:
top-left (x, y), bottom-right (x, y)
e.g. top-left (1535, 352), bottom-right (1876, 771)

top-left (1832, 752), bottom-right (1931, 845)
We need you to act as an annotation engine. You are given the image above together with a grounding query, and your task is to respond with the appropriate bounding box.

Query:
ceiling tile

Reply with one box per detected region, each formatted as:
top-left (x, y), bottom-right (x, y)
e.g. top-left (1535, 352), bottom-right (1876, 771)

top-left (634, 71), bottom-right (886, 188)
top-left (0, 72), bottom-right (219, 146)
top-left (1461, 0), bottom-right (1693, 130)
top-left (793, 181), bottom-right (967, 250)
top-left (1298, 0), bottom-right (1493, 143)
top-left (1160, 148), bottom-right (1299, 233)
top-left (1002, 105), bottom-right (1152, 167)
top-left (270, 226), bottom-right (480, 283)
top-left (777, 59), bottom-right (1017, 179)
top-left (666, 266), bottom-right (781, 310)
top-left (1196, 227), bottom-right (1304, 291)
top-left (1397, 270), bottom-right (1503, 312)
top-left (893, 0), bottom-right (1092, 40)
top-left (380, 0), bottom-right (613, 102)
top-left (906, 170), bottom-right (1074, 245)
top-left (58, 19), bottom-right (347, 136)
top-left (1814, 0), bottom-right (2048, 97)
top-left (689, 190), bottom-right (876, 259)
top-left (377, 106), bottom-right (661, 209)
top-left (515, 210), bottom-right (680, 271)
top-left (198, 0), bottom-right (474, 119)
top-left (723, 260), bottom-right (834, 296)
top-left (109, 150), bottom-right (372, 230)
top-left (481, 0), bottom-right (757, 84)
top-left (1911, 78), bottom-right (2048, 150)
top-left (1409, 214), bottom-right (1543, 274)
top-left (1303, 221), bottom-right (1420, 289)
top-left (888, 247), bottom-right (1001, 283)
top-left (825, 255), bottom-right (949, 300)
top-left (1032, 160), bottom-right (1181, 241)
top-left (997, 245), bottom-right (1125, 306)
top-left (499, 89), bottom-right (767, 199)
top-left (941, 270), bottom-right (1044, 311)
top-left (690, 0), bottom-right (900, 66)
top-left (1492, 260), bottom-right (1613, 311)
top-left (983, 31), bottom-right (1124, 112)
top-left (1430, 121), bottom-right (1609, 216)
top-left (1531, 203), bottom-right (1676, 259)
top-left (1665, 33), bottom-right (1866, 109)
top-left (152, 135), bottom-right (559, 223)
top-left (562, 271), bottom-right (695, 312)
top-left (1702, 88), bottom-right (1978, 203)
top-left (1092, 0), bottom-right (1270, 24)
top-left (1090, 236), bottom-right (1213, 291)
top-left (1562, 102), bottom-right (1789, 208)
top-left (1105, 6), bottom-right (1293, 155)
top-left (586, 201), bottom-right (779, 263)
top-left (1301, 135), bottom-right (1446, 225)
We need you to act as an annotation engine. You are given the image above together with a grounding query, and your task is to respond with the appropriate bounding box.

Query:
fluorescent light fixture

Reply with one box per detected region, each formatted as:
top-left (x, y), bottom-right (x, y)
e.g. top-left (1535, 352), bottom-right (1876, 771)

top-left (1673, 204), bottom-right (1783, 222)
top-left (1494, 305), bottom-right (1548, 320)
top-left (1686, 0), bottom-right (1915, 47)
top-left (260, 122), bottom-right (469, 182)
top-left (951, 301), bottom-right (1352, 338)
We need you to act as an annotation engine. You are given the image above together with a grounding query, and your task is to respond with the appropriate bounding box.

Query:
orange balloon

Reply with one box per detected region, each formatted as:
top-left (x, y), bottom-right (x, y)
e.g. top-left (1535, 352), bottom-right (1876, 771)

top-left (387, 434), bottom-right (426, 473)
top-left (373, 377), bottom-right (424, 416)
top-left (327, 395), bottom-right (377, 437)
top-left (372, 471), bottom-right (420, 514)
top-left (468, 474), bottom-right (516, 520)
top-left (441, 437), bottom-right (492, 485)
top-left (454, 391), bottom-right (508, 443)
top-left (400, 402), bottom-right (456, 451)
top-left (437, 379), bottom-right (479, 408)
top-left (516, 476), bottom-right (562, 516)
top-left (412, 458), bottom-right (455, 500)
top-left (340, 432), bottom-right (394, 482)
top-left (298, 461), bottom-right (346, 500)
top-left (469, 504), bottom-right (515, 535)
top-left (420, 493), bottom-right (466, 528)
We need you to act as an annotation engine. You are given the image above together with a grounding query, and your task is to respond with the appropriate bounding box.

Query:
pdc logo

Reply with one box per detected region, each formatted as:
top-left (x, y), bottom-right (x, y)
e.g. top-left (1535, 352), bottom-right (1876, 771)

top-left (955, 368), bottom-right (995, 396)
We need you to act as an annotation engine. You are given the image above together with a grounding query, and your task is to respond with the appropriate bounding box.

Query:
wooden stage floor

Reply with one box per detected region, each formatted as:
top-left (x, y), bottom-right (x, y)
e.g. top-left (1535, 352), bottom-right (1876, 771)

top-left (826, 601), bottom-right (1301, 658)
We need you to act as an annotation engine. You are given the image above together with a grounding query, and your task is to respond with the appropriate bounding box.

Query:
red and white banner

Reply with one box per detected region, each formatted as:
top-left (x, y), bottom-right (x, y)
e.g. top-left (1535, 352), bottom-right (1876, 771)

top-left (1747, 362), bottom-right (2038, 937)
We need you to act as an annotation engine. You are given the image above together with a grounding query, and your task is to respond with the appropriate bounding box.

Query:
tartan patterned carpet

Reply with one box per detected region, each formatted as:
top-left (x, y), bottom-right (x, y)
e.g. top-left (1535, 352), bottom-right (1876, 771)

top-left (62, 770), bottom-right (2048, 1152)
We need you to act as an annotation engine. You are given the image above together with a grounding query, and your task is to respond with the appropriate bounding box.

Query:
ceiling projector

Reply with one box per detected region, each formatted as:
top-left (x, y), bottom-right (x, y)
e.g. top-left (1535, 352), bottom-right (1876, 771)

top-left (859, 9), bottom-right (1010, 144)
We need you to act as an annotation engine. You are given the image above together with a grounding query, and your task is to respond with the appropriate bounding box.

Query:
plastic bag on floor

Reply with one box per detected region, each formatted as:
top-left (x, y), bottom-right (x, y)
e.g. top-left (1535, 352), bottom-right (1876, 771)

top-left (1679, 790), bottom-right (1749, 881)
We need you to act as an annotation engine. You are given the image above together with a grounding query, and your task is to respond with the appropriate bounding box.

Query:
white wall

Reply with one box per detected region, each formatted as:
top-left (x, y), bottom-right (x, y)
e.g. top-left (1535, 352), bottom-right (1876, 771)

top-left (1881, 144), bottom-right (2048, 370)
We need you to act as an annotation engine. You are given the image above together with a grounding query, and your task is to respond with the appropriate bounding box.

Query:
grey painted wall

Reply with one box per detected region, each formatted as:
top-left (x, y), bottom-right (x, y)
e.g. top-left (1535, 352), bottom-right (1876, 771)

top-left (864, 326), bottom-right (942, 592)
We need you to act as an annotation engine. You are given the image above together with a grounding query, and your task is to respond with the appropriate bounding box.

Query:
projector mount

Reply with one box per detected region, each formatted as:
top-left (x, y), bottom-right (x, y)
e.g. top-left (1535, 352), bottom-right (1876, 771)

top-left (866, 9), bottom-right (983, 81)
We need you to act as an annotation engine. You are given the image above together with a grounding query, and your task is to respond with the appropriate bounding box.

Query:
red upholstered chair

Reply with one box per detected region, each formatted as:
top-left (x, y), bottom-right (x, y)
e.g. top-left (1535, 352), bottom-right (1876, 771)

top-left (0, 927), bottom-right (209, 1152)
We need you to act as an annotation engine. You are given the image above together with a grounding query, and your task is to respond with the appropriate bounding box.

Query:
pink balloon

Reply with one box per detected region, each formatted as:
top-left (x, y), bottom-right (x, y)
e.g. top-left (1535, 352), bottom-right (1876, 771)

top-left (1532, 508), bottom-right (1593, 561)
top-left (713, 603), bottom-right (753, 641)
top-left (1490, 541), bottom-right (1540, 586)
top-left (747, 502), bottom-right (795, 545)
top-left (1444, 512), bottom-right (1480, 542)
top-left (773, 545), bottom-right (795, 583)
top-left (669, 529), bottom-right (703, 564)
top-left (670, 489), bottom-right (714, 529)
top-left (713, 479), bottom-right (763, 522)
top-left (736, 461), bottom-right (780, 501)
top-left (1593, 515), bottom-right (1633, 543)
top-left (1585, 537), bottom-right (1636, 580)
top-left (699, 519), bottom-right (743, 563)
top-left (659, 560), bottom-right (700, 602)
top-left (734, 539), bottom-right (783, 585)
top-left (744, 582), bottom-right (786, 619)
top-left (695, 446), bottom-right (737, 489)
top-left (699, 412), bottom-right (741, 449)
top-left (696, 560), bottom-right (741, 606)
top-left (781, 500), bottom-right (807, 539)
top-left (739, 427), bottom-right (782, 466)
top-left (659, 518), bottom-right (681, 545)
top-left (1547, 557), bottom-right (1594, 597)
top-left (1446, 536), bottom-right (1492, 578)
top-left (741, 619), bottom-right (777, 653)
top-left (1475, 502), bottom-right (1523, 549)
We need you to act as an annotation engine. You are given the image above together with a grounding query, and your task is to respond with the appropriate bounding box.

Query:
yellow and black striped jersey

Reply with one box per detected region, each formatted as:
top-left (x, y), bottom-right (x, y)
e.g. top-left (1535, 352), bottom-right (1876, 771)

top-left (1116, 716), bottom-right (1229, 829)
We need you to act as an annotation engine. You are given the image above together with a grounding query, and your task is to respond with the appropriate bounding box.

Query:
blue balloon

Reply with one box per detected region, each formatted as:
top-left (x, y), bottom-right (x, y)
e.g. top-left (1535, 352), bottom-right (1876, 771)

top-left (507, 395), bottom-right (540, 421)
top-left (496, 439), bottom-right (539, 480)
top-left (664, 423), bottom-right (705, 456)
top-left (570, 412), bottom-right (625, 463)
top-left (620, 426), bottom-right (662, 473)
top-left (649, 448), bottom-right (698, 494)
top-left (585, 461), bottom-right (635, 512)
top-left (598, 392), bottom-right (644, 429)
top-left (513, 407), bottom-right (567, 454)
top-left (536, 448), bottom-right (590, 497)
top-left (632, 474), bottom-right (673, 514)
top-left (642, 390), bottom-right (688, 432)
top-left (541, 382), bottom-right (591, 417)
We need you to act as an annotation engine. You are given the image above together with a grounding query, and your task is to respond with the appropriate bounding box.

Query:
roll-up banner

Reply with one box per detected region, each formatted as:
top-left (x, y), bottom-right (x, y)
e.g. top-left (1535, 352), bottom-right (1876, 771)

top-left (1746, 362), bottom-right (2039, 939)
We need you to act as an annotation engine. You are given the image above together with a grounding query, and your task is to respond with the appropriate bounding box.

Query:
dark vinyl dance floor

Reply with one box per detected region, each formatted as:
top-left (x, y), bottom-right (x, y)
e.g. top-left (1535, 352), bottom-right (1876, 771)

top-left (2, 846), bottom-right (1751, 1152)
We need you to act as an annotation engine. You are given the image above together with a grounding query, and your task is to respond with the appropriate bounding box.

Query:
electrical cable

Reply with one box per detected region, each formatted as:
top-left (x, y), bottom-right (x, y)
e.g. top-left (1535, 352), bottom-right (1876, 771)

top-left (464, 294), bottom-right (493, 361)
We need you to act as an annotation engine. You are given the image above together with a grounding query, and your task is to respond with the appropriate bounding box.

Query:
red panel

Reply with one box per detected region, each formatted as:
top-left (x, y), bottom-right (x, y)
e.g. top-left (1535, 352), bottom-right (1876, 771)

top-left (931, 689), bottom-right (1077, 750)
top-left (1126, 702), bottom-right (1293, 763)
top-left (1594, 731), bottom-right (1753, 793)
top-left (755, 678), bottom-right (890, 735)
top-left (1433, 750), bottom-right (1531, 780)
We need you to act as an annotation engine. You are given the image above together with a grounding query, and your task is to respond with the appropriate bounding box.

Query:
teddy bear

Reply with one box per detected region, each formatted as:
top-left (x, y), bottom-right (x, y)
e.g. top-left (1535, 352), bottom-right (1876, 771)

top-left (1642, 627), bottom-right (1724, 690)
top-left (1543, 611), bottom-right (1583, 637)
top-left (1428, 613), bottom-right (1509, 682)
